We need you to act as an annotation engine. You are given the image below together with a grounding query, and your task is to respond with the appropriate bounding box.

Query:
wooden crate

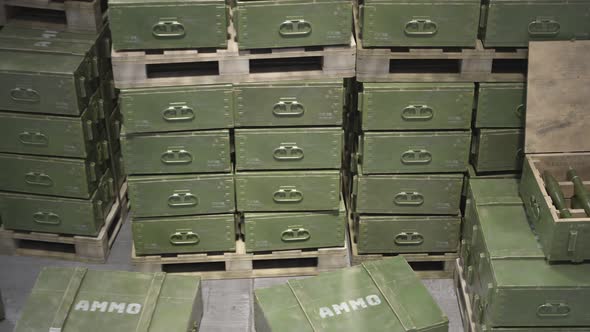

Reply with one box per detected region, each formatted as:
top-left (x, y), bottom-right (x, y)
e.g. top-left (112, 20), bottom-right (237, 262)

top-left (0, 182), bottom-right (128, 263)
top-left (131, 237), bottom-right (349, 280)
top-left (454, 259), bottom-right (476, 332)
top-left (111, 13), bottom-right (356, 88)
top-left (348, 212), bottom-right (458, 279)
top-left (0, 0), bottom-right (104, 32)
top-left (353, 7), bottom-right (527, 83)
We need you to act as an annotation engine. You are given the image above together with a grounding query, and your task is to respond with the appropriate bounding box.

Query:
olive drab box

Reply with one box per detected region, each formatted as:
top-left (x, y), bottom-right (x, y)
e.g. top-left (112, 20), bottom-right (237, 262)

top-left (128, 173), bottom-right (235, 218)
top-left (243, 201), bottom-right (346, 252)
top-left (471, 129), bottom-right (524, 173)
top-left (0, 169), bottom-right (116, 236)
top-left (520, 41), bottom-right (590, 262)
top-left (235, 128), bottom-right (343, 171)
top-left (120, 129), bottom-right (231, 175)
top-left (14, 267), bottom-right (203, 332)
top-left (354, 215), bottom-right (461, 254)
top-left (234, 0), bottom-right (352, 49)
top-left (109, 0), bottom-right (228, 50)
top-left (352, 173), bottom-right (464, 215)
top-left (359, 0), bottom-right (480, 47)
top-left (464, 178), bottom-right (590, 330)
top-left (119, 85), bottom-right (234, 134)
top-left (234, 81), bottom-right (345, 127)
top-left (254, 257), bottom-right (449, 332)
top-left (358, 83), bottom-right (474, 131)
top-left (133, 214), bottom-right (237, 255)
top-left (236, 171), bottom-right (341, 212)
top-left (480, 0), bottom-right (590, 47)
top-left (357, 131), bottom-right (471, 174)
top-left (475, 83), bottom-right (526, 129)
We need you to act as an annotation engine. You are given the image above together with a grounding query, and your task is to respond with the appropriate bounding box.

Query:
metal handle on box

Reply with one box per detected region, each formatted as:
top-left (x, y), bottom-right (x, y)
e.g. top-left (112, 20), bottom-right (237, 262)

top-left (18, 131), bottom-right (49, 146)
top-left (10, 88), bottom-right (40, 103)
top-left (33, 212), bottom-right (61, 225)
top-left (394, 232), bottom-right (424, 245)
top-left (153, 20), bottom-right (186, 38)
top-left (404, 19), bottom-right (438, 36)
top-left (281, 227), bottom-right (311, 242)
top-left (170, 230), bottom-right (200, 245)
top-left (279, 20), bottom-right (312, 36)
top-left (401, 105), bottom-right (434, 121)
top-left (273, 100), bottom-right (305, 116)
top-left (393, 192), bottom-right (424, 206)
top-left (401, 149), bottom-right (432, 165)
top-left (24, 172), bottom-right (53, 187)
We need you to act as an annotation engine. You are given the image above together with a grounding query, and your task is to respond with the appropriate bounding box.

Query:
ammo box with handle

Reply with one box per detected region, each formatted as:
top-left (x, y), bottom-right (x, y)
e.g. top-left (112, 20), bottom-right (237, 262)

top-left (254, 256), bottom-right (449, 332)
top-left (14, 267), bottom-right (203, 332)
top-left (464, 178), bottom-right (590, 330)
top-left (109, 0), bottom-right (228, 50)
top-left (519, 40), bottom-right (590, 262)
top-left (359, 0), bottom-right (480, 47)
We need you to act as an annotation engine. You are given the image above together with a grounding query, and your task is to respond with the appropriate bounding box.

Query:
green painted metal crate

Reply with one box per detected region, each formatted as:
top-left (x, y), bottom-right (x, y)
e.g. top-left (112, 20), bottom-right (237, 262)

top-left (360, 0), bottom-right (480, 47)
top-left (0, 169), bottom-right (116, 236)
top-left (353, 172), bottom-right (464, 215)
top-left (128, 173), bottom-right (235, 218)
top-left (354, 215), bottom-right (461, 254)
top-left (235, 128), bottom-right (343, 171)
top-left (119, 85), bottom-right (234, 134)
top-left (133, 214), bottom-right (236, 255)
top-left (471, 129), bottom-right (524, 173)
top-left (359, 83), bottom-right (474, 131)
top-left (235, 0), bottom-right (352, 49)
top-left (480, 0), bottom-right (590, 47)
top-left (14, 267), bottom-right (203, 332)
top-left (464, 178), bottom-right (590, 330)
top-left (243, 202), bottom-right (346, 252)
top-left (236, 171), bottom-right (341, 212)
top-left (234, 81), bottom-right (344, 127)
top-left (475, 83), bottom-right (526, 129)
top-left (254, 256), bottom-right (449, 332)
top-left (120, 129), bottom-right (231, 175)
top-left (109, 0), bottom-right (228, 50)
top-left (358, 131), bottom-right (471, 174)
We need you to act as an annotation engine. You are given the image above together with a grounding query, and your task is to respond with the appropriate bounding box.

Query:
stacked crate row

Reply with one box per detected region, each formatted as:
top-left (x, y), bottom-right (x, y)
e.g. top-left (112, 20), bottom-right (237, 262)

top-left (0, 23), bottom-right (122, 238)
top-left (109, 0), bottom-right (353, 259)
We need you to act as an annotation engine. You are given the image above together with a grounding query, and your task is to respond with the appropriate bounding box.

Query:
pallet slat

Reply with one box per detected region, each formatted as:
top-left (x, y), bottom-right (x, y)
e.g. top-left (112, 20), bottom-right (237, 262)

top-left (0, 182), bottom-right (128, 263)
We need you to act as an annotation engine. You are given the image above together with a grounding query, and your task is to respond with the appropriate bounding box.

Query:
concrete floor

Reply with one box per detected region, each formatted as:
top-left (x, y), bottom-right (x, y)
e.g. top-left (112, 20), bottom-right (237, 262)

top-left (0, 219), bottom-right (463, 332)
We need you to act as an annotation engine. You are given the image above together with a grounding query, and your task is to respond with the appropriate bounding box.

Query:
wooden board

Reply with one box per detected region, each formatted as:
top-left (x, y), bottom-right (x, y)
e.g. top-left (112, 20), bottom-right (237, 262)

top-left (0, 182), bottom-right (128, 263)
top-left (111, 10), bottom-right (356, 88)
top-left (454, 259), bottom-right (476, 332)
top-left (131, 237), bottom-right (349, 280)
top-left (526, 41), bottom-right (590, 154)
top-left (347, 212), bottom-right (458, 279)
top-left (354, 6), bottom-right (527, 83)
top-left (0, 0), bottom-right (104, 32)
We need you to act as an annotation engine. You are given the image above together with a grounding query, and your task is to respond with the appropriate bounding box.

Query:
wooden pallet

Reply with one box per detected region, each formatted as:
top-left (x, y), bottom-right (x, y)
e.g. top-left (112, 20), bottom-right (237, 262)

top-left (0, 0), bottom-right (104, 32)
top-left (0, 182), bottom-right (128, 263)
top-left (348, 213), bottom-right (458, 278)
top-left (131, 237), bottom-right (349, 280)
top-left (454, 259), bottom-right (476, 332)
top-left (112, 12), bottom-right (356, 88)
top-left (353, 8), bottom-right (527, 83)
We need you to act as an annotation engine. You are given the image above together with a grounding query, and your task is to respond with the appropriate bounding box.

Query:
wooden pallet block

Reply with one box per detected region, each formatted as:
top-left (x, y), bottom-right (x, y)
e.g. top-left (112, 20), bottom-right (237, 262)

top-left (353, 7), bottom-right (527, 83)
top-left (0, 0), bottom-right (104, 32)
top-left (111, 10), bottom-right (356, 88)
top-left (0, 182), bottom-right (128, 263)
top-left (454, 259), bottom-right (476, 332)
top-left (347, 212), bottom-right (458, 279)
top-left (131, 236), bottom-right (349, 280)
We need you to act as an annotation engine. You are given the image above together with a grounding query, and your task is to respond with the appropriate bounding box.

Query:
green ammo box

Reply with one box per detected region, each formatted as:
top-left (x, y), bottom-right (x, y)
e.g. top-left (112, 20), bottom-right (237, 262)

top-left (475, 83), bottom-right (526, 129)
top-left (359, 83), bottom-right (474, 131)
top-left (133, 214), bottom-right (237, 255)
top-left (234, 0), bottom-right (352, 49)
top-left (234, 81), bottom-right (345, 127)
top-left (464, 178), bottom-right (590, 330)
top-left (109, 0), bottom-right (228, 50)
top-left (480, 0), bottom-right (590, 48)
top-left (14, 267), bottom-right (203, 332)
top-left (359, 0), bottom-right (480, 47)
top-left (471, 129), bottom-right (524, 173)
top-left (254, 257), bottom-right (449, 332)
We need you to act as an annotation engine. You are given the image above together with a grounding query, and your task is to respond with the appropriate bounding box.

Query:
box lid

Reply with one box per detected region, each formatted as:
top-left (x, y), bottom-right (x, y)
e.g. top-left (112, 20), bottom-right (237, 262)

top-left (15, 267), bottom-right (201, 332)
top-left (255, 257), bottom-right (448, 331)
top-left (525, 40), bottom-right (590, 154)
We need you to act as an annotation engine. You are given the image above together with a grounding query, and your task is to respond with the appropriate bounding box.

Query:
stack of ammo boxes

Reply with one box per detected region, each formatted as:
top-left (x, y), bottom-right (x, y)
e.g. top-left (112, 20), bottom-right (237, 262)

top-left (0, 14), bottom-right (123, 261)
top-left (110, 0), bottom-right (354, 274)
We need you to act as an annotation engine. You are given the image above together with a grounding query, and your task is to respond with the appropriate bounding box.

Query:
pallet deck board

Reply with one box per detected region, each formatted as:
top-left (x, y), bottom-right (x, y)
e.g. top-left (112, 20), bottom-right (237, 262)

top-left (0, 0), bottom-right (105, 32)
top-left (111, 9), bottom-right (356, 88)
top-left (0, 182), bottom-right (128, 263)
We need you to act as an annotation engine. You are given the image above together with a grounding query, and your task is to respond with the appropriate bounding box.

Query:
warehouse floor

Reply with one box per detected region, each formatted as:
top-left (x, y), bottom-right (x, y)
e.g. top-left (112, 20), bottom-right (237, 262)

top-left (0, 218), bottom-right (463, 332)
